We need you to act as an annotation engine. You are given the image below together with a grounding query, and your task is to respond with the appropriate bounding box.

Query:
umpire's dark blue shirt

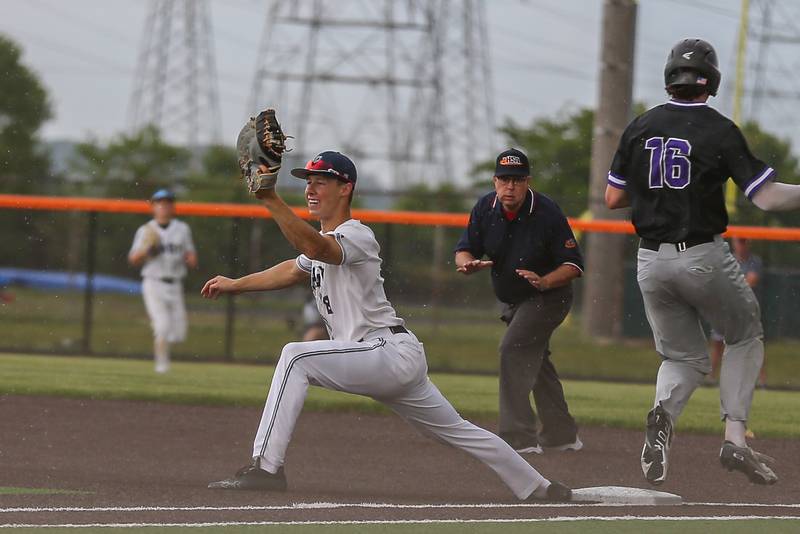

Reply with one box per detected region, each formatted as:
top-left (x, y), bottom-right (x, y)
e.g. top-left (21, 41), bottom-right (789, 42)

top-left (455, 189), bottom-right (584, 304)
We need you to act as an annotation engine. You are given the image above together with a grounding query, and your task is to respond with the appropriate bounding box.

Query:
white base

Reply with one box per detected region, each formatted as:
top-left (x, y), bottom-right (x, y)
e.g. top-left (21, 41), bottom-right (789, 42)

top-left (572, 486), bottom-right (682, 505)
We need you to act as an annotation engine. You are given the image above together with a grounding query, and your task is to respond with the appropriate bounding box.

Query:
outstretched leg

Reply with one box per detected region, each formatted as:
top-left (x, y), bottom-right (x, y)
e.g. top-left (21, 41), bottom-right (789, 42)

top-left (384, 377), bottom-right (551, 500)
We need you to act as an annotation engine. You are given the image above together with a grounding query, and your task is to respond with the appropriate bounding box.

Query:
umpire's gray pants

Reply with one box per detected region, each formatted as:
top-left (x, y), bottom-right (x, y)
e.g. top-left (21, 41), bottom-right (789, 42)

top-left (637, 236), bottom-right (763, 423)
top-left (498, 286), bottom-right (577, 446)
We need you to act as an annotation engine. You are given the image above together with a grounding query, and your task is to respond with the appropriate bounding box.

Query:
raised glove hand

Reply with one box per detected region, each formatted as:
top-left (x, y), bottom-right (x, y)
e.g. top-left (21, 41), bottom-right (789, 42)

top-left (236, 108), bottom-right (288, 196)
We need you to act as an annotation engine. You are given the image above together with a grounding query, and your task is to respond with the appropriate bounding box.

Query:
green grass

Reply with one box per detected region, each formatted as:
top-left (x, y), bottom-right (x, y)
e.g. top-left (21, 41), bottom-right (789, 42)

top-left (3, 288), bottom-right (800, 388)
top-left (1, 353), bottom-right (797, 437)
top-left (6, 520), bottom-right (800, 533)
top-left (0, 487), bottom-right (90, 495)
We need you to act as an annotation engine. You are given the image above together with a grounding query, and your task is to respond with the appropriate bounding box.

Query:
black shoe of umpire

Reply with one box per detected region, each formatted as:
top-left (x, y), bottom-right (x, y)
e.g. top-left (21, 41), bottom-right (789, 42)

top-left (208, 460), bottom-right (287, 491)
top-left (641, 403), bottom-right (673, 486)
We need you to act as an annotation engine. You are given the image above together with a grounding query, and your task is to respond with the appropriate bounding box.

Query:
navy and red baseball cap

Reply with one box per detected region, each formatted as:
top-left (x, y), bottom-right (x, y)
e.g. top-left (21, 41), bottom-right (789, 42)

top-left (291, 151), bottom-right (357, 184)
top-left (494, 148), bottom-right (530, 178)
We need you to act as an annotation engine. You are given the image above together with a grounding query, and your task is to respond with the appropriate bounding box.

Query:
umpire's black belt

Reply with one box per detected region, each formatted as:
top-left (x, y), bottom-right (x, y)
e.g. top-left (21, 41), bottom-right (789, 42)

top-left (639, 235), bottom-right (714, 253)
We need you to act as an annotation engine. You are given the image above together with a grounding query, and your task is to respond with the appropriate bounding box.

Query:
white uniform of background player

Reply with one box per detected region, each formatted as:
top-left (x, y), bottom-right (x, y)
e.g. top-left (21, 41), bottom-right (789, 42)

top-left (202, 151), bottom-right (570, 500)
top-left (129, 189), bottom-right (197, 373)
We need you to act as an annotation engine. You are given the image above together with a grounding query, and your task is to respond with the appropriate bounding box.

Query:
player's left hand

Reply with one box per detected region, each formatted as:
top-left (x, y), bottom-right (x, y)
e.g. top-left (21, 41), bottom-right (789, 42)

top-left (236, 108), bottom-right (288, 197)
top-left (201, 275), bottom-right (237, 299)
top-left (516, 269), bottom-right (549, 290)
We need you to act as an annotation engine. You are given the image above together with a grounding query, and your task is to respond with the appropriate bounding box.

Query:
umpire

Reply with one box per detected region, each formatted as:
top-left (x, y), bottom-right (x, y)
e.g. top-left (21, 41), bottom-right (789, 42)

top-left (455, 148), bottom-right (583, 454)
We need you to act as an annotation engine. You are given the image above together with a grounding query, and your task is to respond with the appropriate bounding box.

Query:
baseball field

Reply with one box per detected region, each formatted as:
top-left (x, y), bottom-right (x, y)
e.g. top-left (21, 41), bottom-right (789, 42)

top-left (1, 353), bottom-right (798, 532)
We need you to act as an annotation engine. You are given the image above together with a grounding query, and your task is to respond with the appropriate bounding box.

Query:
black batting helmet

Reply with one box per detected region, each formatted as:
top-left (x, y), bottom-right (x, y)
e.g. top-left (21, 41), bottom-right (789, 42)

top-left (664, 38), bottom-right (721, 96)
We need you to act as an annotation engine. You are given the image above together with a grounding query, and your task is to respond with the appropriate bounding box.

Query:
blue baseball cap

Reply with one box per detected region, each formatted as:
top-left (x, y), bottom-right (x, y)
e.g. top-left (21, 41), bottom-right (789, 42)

top-left (291, 151), bottom-right (357, 184)
top-left (150, 189), bottom-right (176, 202)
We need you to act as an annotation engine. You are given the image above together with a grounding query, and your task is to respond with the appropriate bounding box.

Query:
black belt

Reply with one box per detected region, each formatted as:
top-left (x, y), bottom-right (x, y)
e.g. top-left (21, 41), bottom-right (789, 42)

top-left (640, 235), bottom-right (714, 252)
top-left (359, 325), bottom-right (409, 342)
top-left (160, 277), bottom-right (176, 284)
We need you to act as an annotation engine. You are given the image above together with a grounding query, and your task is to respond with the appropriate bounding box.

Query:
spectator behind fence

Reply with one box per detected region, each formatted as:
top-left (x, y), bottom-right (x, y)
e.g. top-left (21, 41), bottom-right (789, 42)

top-left (128, 189), bottom-right (197, 373)
top-left (454, 148), bottom-right (584, 455)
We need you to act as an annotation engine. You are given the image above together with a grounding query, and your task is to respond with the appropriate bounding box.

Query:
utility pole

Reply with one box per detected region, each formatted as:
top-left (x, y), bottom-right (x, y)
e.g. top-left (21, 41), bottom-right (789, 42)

top-left (581, 0), bottom-right (637, 339)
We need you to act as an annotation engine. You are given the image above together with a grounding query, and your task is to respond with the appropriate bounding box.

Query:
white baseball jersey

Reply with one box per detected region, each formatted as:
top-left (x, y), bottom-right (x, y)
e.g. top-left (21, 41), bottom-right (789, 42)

top-left (130, 219), bottom-right (195, 280)
top-left (295, 219), bottom-right (403, 341)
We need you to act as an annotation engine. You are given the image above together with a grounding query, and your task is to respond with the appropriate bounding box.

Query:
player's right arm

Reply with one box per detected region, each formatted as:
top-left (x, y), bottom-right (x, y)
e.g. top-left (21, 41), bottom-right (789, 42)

top-left (201, 259), bottom-right (309, 299)
top-left (128, 226), bottom-right (149, 267)
top-left (605, 123), bottom-right (632, 209)
top-left (605, 185), bottom-right (630, 209)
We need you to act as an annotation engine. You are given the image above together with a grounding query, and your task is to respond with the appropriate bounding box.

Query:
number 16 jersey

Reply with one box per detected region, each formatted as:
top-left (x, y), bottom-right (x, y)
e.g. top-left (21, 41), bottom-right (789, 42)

top-left (607, 99), bottom-right (774, 242)
top-left (295, 219), bottom-right (404, 341)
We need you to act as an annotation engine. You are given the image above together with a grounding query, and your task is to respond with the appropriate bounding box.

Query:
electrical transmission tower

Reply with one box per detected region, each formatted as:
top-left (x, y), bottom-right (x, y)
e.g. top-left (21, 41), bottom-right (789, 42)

top-left (129, 0), bottom-right (222, 148)
top-left (746, 0), bottom-right (800, 137)
top-left (248, 0), bottom-right (495, 188)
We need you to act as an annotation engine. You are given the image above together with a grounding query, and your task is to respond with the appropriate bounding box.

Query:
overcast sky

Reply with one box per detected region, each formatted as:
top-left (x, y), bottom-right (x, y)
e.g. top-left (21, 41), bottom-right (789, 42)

top-left (2, 0), bottom-right (797, 182)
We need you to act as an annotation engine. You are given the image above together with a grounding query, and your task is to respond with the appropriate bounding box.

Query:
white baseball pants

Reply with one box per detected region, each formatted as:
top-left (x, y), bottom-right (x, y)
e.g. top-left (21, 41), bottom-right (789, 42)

top-left (251, 328), bottom-right (547, 499)
top-left (142, 278), bottom-right (187, 343)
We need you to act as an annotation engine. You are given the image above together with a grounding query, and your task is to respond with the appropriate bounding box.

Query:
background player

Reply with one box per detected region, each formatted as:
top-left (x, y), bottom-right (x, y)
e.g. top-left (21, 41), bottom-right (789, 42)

top-left (604, 38), bottom-right (800, 486)
top-left (455, 148), bottom-right (583, 455)
top-left (201, 149), bottom-right (571, 501)
top-left (128, 189), bottom-right (197, 373)
top-left (709, 238), bottom-right (766, 386)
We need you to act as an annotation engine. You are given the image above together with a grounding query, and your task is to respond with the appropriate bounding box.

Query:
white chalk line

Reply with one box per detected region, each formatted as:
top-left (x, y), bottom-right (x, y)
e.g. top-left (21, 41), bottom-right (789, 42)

top-left (1, 516), bottom-right (800, 528)
top-left (1, 501), bottom-right (799, 514)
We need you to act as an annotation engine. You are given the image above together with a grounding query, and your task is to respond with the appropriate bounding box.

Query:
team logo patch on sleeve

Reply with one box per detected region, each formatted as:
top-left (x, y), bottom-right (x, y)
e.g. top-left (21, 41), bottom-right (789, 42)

top-left (565, 238), bottom-right (577, 249)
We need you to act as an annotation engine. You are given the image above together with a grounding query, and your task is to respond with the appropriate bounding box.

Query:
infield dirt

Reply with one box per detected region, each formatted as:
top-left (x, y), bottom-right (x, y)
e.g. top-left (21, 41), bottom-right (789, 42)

top-left (1, 395), bottom-right (798, 525)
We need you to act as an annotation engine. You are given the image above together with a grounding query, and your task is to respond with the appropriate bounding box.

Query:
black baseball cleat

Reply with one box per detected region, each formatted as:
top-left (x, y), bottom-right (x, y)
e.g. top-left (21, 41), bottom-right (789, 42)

top-left (208, 461), bottom-right (287, 491)
top-left (719, 441), bottom-right (778, 485)
top-left (641, 403), bottom-right (673, 485)
top-left (526, 480), bottom-right (572, 502)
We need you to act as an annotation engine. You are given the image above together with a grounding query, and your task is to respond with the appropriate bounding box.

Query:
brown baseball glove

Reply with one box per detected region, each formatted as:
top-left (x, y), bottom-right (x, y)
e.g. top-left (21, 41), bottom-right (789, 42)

top-left (139, 224), bottom-right (163, 257)
top-left (236, 108), bottom-right (288, 195)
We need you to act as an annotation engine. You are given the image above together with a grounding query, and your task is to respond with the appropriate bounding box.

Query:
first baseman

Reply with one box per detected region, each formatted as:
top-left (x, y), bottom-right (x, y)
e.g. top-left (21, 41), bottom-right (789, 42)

top-left (200, 110), bottom-right (571, 501)
top-left (605, 38), bottom-right (800, 486)
top-left (128, 189), bottom-right (197, 373)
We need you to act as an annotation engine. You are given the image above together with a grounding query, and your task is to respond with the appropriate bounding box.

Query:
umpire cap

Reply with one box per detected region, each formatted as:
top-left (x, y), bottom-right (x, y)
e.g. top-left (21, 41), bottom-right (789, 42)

top-left (494, 148), bottom-right (530, 178)
top-left (664, 38), bottom-right (721, 96)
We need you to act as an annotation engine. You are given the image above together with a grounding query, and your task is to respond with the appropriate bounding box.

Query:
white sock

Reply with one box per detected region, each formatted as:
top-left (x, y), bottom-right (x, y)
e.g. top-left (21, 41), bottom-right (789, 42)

top-left (532, 480), bottom-right (551, 498)
top-left (154, 337), bottom-right (170, 372)
top-left (725, 420), bottom-right (747, 447)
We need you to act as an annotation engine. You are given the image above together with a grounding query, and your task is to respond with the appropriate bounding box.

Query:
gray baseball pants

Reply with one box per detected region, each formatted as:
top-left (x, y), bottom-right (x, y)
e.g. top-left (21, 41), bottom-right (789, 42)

top-left (637, 236), bottom-right (763, 423)
top-left (498, 286), bottom-right (577, 446)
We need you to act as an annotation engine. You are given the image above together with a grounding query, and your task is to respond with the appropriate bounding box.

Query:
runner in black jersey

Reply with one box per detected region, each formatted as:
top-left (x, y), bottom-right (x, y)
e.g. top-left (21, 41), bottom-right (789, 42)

top-left (605, 38), bottom-right (800, 487)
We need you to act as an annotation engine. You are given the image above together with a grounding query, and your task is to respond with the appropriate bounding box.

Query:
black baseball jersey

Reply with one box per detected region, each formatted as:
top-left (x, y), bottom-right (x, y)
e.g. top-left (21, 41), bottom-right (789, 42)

top-left (455, 189), bottom-right (583, 304)
top-left (608, 100), bottom-right (774, 242)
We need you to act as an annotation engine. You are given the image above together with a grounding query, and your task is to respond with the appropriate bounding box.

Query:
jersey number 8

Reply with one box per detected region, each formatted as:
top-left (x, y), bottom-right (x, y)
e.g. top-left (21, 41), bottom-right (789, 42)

top-left (645, 136), bottom-right (692, 190)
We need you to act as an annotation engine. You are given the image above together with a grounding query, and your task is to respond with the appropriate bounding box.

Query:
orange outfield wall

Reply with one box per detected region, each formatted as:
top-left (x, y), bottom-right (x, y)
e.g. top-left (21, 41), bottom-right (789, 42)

top-left (1, 193), bottom-right (799, 241)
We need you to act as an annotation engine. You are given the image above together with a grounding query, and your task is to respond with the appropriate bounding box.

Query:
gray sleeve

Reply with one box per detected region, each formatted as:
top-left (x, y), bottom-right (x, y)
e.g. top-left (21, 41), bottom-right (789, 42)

top-left (329, 224), bottom-right (375, 266)
top-left (183, 223), bottom-right (196, 254)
